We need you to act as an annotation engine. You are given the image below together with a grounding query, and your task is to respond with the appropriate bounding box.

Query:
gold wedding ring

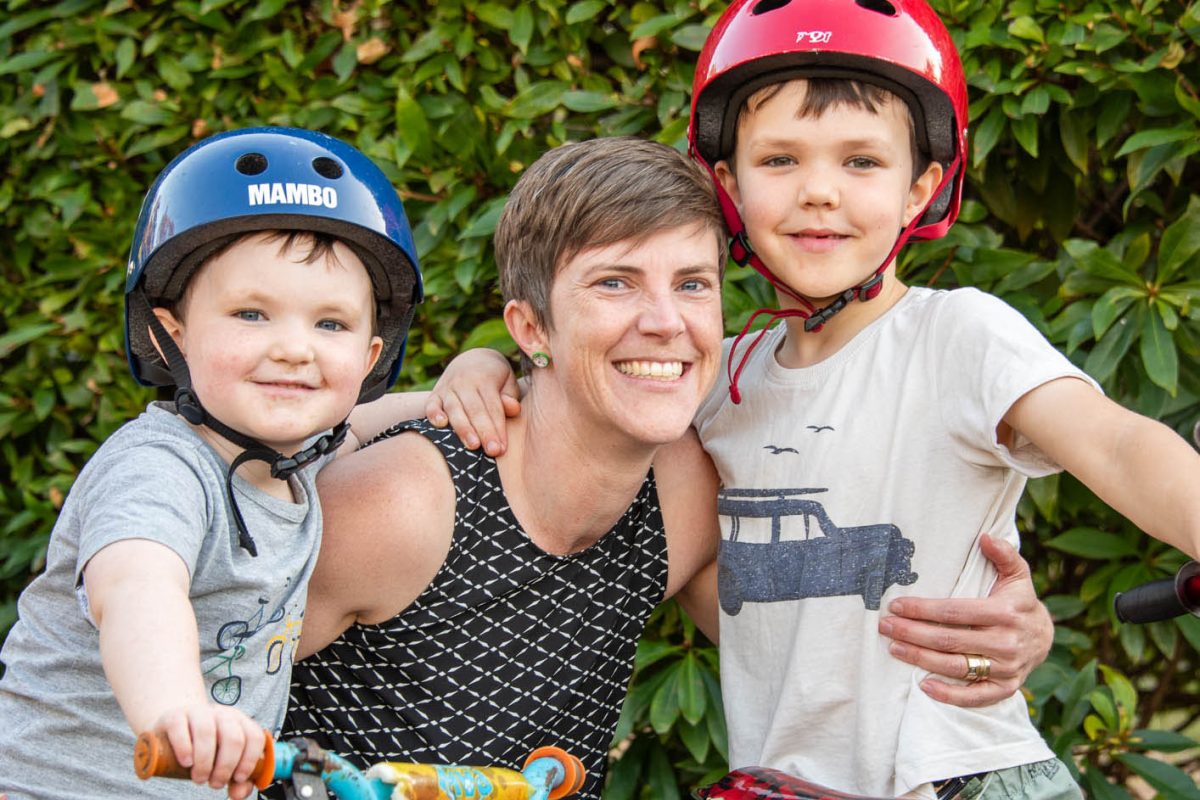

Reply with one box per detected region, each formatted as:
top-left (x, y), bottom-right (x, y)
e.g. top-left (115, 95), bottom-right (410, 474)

top-left (964, 654), bottom-right (991, 682)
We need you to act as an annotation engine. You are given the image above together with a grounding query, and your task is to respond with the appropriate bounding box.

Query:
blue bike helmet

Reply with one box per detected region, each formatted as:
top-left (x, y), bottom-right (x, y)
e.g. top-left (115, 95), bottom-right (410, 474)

top-left (123, 127), bottom-right (423, 556)
top-left (125, 126), bottom-right (423, 404)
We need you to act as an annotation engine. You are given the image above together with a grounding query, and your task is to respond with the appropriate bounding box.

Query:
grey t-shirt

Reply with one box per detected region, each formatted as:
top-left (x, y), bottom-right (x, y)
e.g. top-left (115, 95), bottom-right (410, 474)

top-left (0, 403), bottom-right (323, 799)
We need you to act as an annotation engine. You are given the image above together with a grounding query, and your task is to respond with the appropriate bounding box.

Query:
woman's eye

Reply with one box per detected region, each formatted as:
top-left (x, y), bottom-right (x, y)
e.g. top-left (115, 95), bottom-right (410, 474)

top-left (317, 319), bottom-right (347, 332)
top-left (235, 310), bottom-right (263, 322)
top-left (599, 278), bottom-right (627, 290)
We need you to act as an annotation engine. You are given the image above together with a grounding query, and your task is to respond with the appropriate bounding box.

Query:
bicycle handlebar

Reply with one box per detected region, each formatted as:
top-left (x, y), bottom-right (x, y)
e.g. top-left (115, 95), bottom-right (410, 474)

top-left (134, 730), bottom-right (586, 800)
top-left (1113, 561), bottom-right (1200, 624)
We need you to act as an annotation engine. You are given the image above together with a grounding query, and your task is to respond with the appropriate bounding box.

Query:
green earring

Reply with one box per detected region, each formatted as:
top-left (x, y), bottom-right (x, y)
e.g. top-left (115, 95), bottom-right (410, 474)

top-left (531, 351), bottom-right (551, 368)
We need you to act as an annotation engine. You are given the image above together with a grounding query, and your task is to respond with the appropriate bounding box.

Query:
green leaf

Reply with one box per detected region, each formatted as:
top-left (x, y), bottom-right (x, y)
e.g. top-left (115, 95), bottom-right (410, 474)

top-left (1091, 286), bottom-right (1141, 340)
top-left (566, 0), bottom-right (606, 25)
top-left (1115, 753), bottom-right (1200, 800)
top-left (646, 741), bottom-right (682, 800)
top-left (1087, 689), bottom-right (1118, 730)
top-left (1010, 114), bottom-right (1039, 157)
top-left (630, 14), bottom-right (682, 39)
top-left (505, 80), bottom-right (570, 119)
top-left (0, 50), bottom-right (61, 76)
top-left (1140, 304), bottom-right (1178, 393)
top-left (633, 637), bottom-right (682, 670)
top-left (1059, 107), bottom-right (1090, 174)
top-left (1157, 194), bottom-right (1200, 284)
top-left (1128, 729), bottom-right (1200, 752)
top-left (474, 3), bottom-right (513, 29)
top-left (1009, 16), bottom-right (1045, 44)
top-left (1064, 239), bottom-right (1143, 285)
top-left (1082, 770), bottom-right (1135, 800)
top-left (671, 24), bottom-right (710, 52)
top-left (649, 663), bottom-right (681, 733)
top-left (972, 107), bottom-right (1005, 167)
top-left (561, 90), bottom-right (618, 113)
top-left (1097, 664), bottom-right (1137, 727)
top-left (1044, 528), bottom-right (1139, 559)
top-left (676, 653), bottom-right (705, 724)
top-left (1115, 126), bottom-right (1198, 157)
top-left (0, 323), bottom-right (58, 358)
top-left (677, 718), bottom-right (711, 764)
top-left (510, 4), bottom-right (534, 53)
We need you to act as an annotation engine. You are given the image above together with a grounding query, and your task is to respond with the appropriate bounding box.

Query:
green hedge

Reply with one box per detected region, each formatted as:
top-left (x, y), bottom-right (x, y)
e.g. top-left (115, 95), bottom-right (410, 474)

top-left (1, 0), bottom-right (1198, 797)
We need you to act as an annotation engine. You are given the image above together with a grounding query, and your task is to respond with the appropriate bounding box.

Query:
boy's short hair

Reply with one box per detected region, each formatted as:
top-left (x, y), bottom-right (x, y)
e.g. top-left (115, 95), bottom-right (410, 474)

top-left (494, 137), bottom-right (727, 333)
top-left (737, 78), bottom-right (931, 183)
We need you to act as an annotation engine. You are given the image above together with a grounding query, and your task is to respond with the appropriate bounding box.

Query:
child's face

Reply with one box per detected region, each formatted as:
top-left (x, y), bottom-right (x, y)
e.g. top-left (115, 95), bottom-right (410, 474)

top-left (715, 80), bottom-right (943, 305)
top-left (154, 234), bottom-right (383, 455)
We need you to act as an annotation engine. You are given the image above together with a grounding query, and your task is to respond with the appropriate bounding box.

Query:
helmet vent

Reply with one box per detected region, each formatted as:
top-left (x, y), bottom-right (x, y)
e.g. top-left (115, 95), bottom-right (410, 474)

top-left (750, 0), bottom-right (791, 15)
top-left (855, 0), bottom-right (898, 15)
top-left (235, 153), bottom-right (268, 175)
top-left (312, 157), bottom-right (344, 179)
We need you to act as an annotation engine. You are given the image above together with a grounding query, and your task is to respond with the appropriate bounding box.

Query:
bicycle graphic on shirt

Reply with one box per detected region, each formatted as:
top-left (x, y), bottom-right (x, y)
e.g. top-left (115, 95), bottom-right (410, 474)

top-left (205, 596), bottom-right (289, 705)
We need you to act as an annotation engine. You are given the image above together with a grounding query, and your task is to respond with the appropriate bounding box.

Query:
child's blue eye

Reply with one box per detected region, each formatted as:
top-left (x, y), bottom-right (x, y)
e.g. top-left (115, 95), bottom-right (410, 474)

top-left (680, 279), bottom-right (707, 292)
top-left (236, 310), bottom-right (263, 322)
top-left (847, 156), bottom-right (879, 169)
top-left (317, 319), bottom-right (347, 332)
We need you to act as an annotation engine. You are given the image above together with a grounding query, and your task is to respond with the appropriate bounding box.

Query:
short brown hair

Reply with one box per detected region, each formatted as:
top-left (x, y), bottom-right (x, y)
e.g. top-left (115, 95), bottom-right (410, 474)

top-left (495, 137), bottom-right (726, 337)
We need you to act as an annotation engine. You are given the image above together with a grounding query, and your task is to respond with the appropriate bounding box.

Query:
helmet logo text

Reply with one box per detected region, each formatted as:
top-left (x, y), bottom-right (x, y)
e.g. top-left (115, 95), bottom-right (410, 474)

top-left (795, 31), bottom-right (833, 44)
top-left (247, 183), bottom-right (339, 209)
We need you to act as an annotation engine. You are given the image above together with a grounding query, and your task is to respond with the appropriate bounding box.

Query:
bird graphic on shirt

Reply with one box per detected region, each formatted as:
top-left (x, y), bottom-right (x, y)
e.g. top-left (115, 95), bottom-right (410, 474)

top-left (807, 425), bottom-right (835, 433)
top-left (763, 445), bottom-right (799, 455)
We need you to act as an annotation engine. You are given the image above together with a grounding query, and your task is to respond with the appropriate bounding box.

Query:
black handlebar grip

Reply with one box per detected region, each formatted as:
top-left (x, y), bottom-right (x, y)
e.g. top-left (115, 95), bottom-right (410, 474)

top-left (1114, 578), bottom-right (1185, 623)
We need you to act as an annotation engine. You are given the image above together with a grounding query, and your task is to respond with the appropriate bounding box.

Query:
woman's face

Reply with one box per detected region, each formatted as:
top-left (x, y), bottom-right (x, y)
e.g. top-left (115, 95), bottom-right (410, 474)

top-left (540, 222), bottom-right (724, 449)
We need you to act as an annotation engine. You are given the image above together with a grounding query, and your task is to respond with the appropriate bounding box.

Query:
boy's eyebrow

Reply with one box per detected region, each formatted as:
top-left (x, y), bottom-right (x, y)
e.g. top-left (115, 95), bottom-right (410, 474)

top-left (744, 134), bottom-right (896, 151)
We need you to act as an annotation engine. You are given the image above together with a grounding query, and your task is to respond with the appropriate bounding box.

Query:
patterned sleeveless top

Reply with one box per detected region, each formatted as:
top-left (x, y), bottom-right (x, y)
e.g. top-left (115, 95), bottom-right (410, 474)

top-left (281, 419), bottom-right (668, 799)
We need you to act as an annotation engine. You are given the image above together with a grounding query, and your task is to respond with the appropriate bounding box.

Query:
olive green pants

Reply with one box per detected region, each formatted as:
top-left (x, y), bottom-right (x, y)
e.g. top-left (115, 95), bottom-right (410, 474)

top-left (959, 759), bottom-right (1082, 800)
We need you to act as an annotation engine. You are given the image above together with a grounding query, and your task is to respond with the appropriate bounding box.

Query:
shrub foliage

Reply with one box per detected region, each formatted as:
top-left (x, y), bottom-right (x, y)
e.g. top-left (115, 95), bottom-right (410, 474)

top-left (1, 0), bottom-right (1198, 797)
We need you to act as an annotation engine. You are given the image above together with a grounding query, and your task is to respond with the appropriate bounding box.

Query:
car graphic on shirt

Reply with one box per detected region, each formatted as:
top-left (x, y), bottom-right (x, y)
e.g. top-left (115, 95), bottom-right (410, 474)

top-left (716, 488), bottom-right (918, 614)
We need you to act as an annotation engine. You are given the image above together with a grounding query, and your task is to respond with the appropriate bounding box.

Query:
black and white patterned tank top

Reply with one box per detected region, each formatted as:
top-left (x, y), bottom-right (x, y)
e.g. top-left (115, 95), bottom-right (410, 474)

top-left (281, 419), bottom-right (668, 799)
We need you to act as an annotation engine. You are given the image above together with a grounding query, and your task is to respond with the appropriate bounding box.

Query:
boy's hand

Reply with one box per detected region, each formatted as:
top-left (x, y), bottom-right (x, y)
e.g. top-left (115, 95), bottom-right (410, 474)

top-left (878, 534), bottom-right (1052, 707)
top-left (152, 703), bottom-right (266, 799)
top-left (425, 348), bottom-right (521, 456)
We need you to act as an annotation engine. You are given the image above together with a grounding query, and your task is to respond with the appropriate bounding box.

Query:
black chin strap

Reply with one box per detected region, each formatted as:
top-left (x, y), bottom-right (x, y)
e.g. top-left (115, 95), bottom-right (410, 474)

top-left (138, 288), bottom-right (347, 556)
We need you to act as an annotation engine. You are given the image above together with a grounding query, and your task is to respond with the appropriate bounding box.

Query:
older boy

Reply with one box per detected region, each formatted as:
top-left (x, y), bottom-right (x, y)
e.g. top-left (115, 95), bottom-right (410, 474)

top-left (0, 128), bottom-right (421, 799)
top-left (684, 0), bottom-right (1200, 798)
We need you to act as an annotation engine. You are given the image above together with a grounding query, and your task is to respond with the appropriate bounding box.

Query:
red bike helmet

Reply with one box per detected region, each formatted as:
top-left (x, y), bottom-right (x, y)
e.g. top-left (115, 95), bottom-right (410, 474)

top-left (688, 0), bottom-right (969, 401)
top-left (689, 0), bottom-right (968, 241)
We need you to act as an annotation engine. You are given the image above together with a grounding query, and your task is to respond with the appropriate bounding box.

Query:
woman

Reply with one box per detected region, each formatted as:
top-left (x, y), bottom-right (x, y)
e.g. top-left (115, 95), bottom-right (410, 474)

top-left (282, 137), bottom-right (1052, 799)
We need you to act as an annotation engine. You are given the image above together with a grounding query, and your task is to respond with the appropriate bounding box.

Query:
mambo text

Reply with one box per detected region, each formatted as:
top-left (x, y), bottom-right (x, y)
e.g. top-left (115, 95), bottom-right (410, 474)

top-left (248, 183), bottom-right (339, 209)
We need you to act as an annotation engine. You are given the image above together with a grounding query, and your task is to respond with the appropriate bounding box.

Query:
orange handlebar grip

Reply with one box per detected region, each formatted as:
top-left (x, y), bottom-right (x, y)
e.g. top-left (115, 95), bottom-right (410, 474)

top-left (133, 729), bottom-right (276, 789)
top-left (524, 746), bottom-right (587, 799)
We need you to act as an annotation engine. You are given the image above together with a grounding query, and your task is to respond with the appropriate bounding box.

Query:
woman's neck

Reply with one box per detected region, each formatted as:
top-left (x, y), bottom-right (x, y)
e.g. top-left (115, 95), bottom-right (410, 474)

top-left (495, 391), bottom-right (657, 555)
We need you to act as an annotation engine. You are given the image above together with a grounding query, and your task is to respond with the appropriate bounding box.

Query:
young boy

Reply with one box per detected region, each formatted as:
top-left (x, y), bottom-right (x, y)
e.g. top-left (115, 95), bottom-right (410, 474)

top-left (0, 127), bottom-right (422, 799)
top-left (421, 1), bottom-right (1200, 798)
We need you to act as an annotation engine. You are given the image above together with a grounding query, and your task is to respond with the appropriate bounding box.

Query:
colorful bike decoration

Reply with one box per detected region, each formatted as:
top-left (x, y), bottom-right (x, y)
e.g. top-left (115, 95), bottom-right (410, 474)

top-left (134, 730), bottom-right (586, 800)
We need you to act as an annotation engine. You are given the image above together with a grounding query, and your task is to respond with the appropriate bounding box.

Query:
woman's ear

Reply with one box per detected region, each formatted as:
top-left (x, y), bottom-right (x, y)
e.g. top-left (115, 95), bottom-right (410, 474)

top-left (503, 299), bottom-right (547, 359)
top-left (149, 307), bottom-right (186, 360)
top-left (904, 160), bottom-right (945, 226)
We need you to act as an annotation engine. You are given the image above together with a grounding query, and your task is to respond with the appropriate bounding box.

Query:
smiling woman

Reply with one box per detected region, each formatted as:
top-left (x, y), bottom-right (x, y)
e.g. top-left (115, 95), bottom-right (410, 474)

top-left (273, 137), bottom-right (731, 800)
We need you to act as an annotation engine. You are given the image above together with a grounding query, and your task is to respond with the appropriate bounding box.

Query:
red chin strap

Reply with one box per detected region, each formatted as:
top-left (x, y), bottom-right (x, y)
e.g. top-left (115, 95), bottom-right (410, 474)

top-left (705, 156), bottom-right (960, 404)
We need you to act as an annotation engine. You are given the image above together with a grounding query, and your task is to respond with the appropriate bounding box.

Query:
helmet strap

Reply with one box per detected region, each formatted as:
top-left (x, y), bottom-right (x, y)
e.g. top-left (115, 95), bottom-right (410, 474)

top-left (135, 287), bottom-right (349, 556)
